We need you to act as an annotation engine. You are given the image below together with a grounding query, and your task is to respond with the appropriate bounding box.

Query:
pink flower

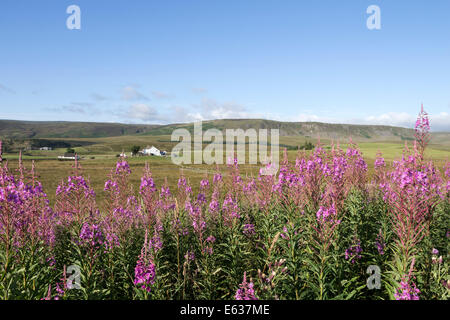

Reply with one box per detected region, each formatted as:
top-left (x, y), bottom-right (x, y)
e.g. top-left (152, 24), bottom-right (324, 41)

top-left (235, 272), bottom-right (258, 300)
top-left (394, 277), bottom-right (420, 300)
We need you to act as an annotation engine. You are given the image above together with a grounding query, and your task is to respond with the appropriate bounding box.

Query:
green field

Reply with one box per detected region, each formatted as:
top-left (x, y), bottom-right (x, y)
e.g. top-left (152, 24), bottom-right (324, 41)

top-left (3, 133), bottom-right (449, 206)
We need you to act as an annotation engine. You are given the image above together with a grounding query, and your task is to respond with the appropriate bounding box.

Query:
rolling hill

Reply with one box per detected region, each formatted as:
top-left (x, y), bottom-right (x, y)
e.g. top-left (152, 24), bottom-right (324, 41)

top-left (140, 119), bottom-right (422, 142)
top-left (0, 120), bottom-right (159, 139)
top-left (0, 118), bottom-right (448, 144)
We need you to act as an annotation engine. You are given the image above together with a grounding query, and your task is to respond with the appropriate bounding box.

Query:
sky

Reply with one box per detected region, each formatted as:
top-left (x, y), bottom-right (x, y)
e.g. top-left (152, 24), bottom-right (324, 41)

top-left (0, 0), bottom-right (449, 131)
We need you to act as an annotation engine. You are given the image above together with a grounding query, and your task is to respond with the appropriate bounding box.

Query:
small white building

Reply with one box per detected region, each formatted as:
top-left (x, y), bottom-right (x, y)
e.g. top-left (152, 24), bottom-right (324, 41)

top-left (39, 147), bottom-right (52, 151)
top-left (142, 146), bottom-right (166, 157)
top-left (58, 153), bottom-right (81, 161)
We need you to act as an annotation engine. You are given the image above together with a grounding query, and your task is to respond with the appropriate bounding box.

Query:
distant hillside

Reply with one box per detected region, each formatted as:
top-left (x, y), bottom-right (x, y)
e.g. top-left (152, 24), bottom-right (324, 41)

top-left (0, 120), bottom-right (159, 139)
top-left (140, 119), bottom-right (420, 142)
top-left (0, 118), bottom-right (448, 143)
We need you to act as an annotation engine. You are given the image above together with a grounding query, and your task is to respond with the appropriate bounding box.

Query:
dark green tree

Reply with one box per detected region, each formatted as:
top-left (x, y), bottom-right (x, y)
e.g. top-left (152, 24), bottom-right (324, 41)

top-left (131, 145), bottom-right (141, 155)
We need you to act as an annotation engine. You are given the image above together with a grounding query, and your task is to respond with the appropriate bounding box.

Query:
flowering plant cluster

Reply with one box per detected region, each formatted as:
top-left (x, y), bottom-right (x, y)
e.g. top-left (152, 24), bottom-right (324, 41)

top-left (0, 106), bottom-right (448, 300)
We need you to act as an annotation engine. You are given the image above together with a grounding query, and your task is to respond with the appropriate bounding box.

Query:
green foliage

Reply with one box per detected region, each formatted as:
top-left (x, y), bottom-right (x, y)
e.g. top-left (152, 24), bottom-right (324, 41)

top-left (131, 145), bottom-right (141, 155)
top-left (1, 194), bottom-right (448, 300)
top-left (299, 141), bottom-right (314, 150)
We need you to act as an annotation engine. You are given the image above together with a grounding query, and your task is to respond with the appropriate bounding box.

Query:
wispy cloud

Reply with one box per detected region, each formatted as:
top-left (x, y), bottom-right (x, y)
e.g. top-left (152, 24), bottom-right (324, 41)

top-left (296, 113), bottom-right (322, 122)
top-left (44, 102), bottom-right (100, 115)
top-left (121, 85), bottom-right (148, 101)
top-left (122, 103), bottom-right (192, 124)
top-left (90, 93), bottom-right (108, 101)
top-left (125, 103), bottom-right (158, 121)
top-left (45, 105), bottom-right (85, 114)
top-left (122, 98), bottom-right (260, 124)
top-left (192, 87), bottom-right (208, 94)
top-left (71, 102), bottom-right (94, 108)
top-left (0, 84), bottom-right (15, 94)
top-left (152, 91), bottom-right (174, 99)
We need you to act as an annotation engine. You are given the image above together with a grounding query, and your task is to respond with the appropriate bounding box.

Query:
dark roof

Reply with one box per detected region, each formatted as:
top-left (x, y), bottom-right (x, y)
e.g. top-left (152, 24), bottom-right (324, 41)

top-left (64, 153), bottom-right (76, 157)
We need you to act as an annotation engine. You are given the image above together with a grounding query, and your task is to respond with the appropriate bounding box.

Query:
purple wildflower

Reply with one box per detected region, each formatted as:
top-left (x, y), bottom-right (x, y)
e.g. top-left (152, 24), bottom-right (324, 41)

top-left (79, 223), bottom-right (104, 247)
top-left (134, 256), bottom-right (156, 293)
top-left (394, 277), bottom-right (420, 300)
top-left (134, 232), bottom-right (156, 293)
top-left (375, 230), bottom-right (385, 255)
top-left (243, 224), bottom-right (255, 236)
top-left (345, 239), bottom-right (362, 264)
top-left (235, 272), bottom-right (258, 300)
top-left (115, 160), bottom-right (131, 175)
top-left (184, 251), bottom-right (195, 262)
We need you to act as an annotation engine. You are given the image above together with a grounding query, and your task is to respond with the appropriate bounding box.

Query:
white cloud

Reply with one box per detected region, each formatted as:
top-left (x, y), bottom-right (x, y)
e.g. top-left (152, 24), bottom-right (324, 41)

top-left (430, 112), bottom-right (450, 131)
top-left (126, 103), bottom-right (158, 121)
top-left (290, 111), bottom-right (450, 131)
top-left (356, 111), bottom-right (449, 131)
top-left (292, 111), bottom-right (415, 127)
top-left (192, 98), bottom-right (267, 120)
top-left (362, 112), bottom-right (415, 127)
top-left (296, 113), bottom-right (321, 122)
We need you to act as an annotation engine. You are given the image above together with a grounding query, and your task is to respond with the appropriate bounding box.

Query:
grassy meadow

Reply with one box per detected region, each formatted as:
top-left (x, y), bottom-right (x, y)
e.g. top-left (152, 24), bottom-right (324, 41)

top-left (3, 134), bottom-right (449, 205)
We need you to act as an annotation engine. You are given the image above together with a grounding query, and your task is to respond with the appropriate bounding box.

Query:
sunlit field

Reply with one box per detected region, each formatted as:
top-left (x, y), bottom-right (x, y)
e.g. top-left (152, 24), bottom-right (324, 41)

top-left (3, 139), bottom-right (449, 205)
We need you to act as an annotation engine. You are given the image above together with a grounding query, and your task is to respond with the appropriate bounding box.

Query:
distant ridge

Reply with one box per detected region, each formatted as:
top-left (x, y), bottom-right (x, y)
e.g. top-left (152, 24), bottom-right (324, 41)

top-left (0, 119), bottom-right (159, 139)
top-left (0, 118), bottom-right (448, 143)
top-left (139, 119), bottom-right (417, 142)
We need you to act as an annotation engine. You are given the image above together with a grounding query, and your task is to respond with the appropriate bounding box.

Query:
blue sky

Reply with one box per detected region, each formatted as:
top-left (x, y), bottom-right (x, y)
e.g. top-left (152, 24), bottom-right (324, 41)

top-left (0, 0), bottom-right (449, 130)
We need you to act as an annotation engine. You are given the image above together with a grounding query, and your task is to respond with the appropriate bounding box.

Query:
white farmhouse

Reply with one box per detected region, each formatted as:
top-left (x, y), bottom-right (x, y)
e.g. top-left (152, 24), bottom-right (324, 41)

top-left (142, 146), bottom-right (166, 156)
